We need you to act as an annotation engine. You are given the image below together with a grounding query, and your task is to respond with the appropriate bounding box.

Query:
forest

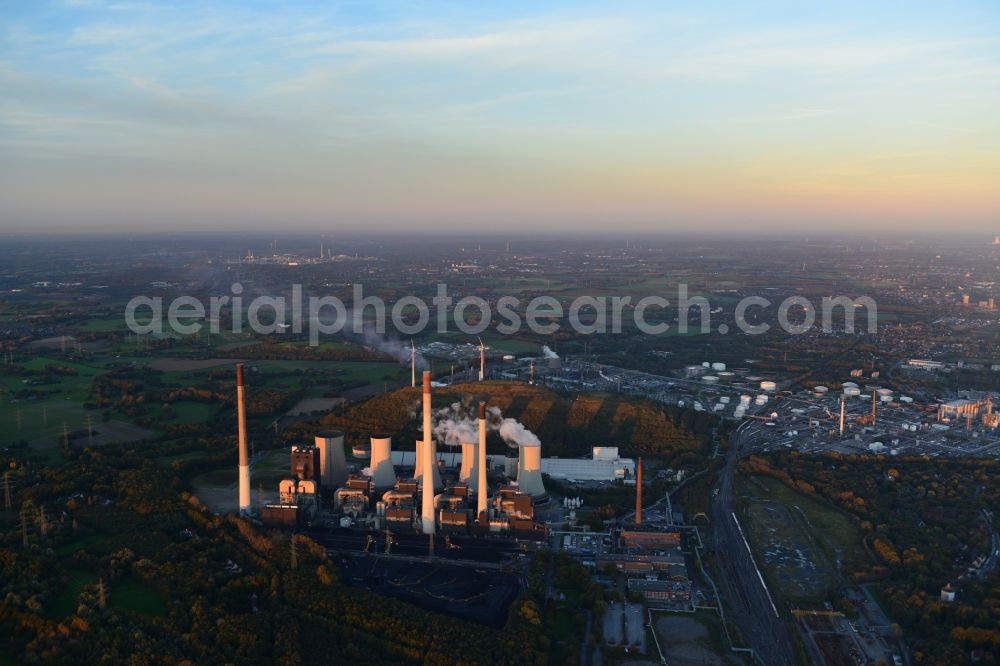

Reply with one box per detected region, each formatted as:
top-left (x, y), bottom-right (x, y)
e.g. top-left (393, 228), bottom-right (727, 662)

top-left (741, 452), bottom-right (1000, 665)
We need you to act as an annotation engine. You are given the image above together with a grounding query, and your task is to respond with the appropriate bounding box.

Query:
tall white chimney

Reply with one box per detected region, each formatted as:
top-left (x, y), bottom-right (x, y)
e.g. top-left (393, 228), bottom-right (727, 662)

top-left (369, 435), bottom-right (396, 490)
top-left (236, 364), bottom-right (251, 515)
top-left (410, 341), bottom-right (416, 388)
top-left (477, 401), bottom-right (488, 522)
top-left (517, 441), bottom-right (546, 498)
top-left (421, 371), bottom-right (435, 534)
top-left (314, 431), bottom-right (347, 488)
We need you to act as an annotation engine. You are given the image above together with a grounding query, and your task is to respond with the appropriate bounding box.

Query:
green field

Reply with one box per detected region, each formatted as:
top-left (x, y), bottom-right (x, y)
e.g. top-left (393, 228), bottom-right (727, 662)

top-left (108, 577), bottom-right (167, 617)
top-left (738, 474), bottom-right (867, 604)
top-left (0, 399), bottom-right (94, 444)
top-left (48, 567), bottom-right (96, 619)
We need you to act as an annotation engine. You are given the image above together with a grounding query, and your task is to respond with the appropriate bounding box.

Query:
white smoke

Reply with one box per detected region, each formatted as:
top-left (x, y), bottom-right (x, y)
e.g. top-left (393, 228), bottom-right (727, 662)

top-left (498, 418), bottom-right (541, 447)
top-left (426, 400), bottom-right (539, 450)
top-left (542, 345), bottom-right (559, 359)
top-left (359, 326), bottom-right (429, 369)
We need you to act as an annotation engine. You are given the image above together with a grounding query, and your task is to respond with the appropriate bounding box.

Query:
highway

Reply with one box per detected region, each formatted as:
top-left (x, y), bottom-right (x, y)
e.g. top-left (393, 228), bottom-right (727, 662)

top-left (710, 419), bottom-right (797, 666)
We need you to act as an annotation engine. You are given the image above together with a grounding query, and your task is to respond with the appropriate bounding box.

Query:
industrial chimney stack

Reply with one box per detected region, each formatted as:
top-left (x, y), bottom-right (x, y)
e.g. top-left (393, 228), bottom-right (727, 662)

top-left (478, 338), bottom-right (485, 381)
top-left (635, 456), bottom-right (642, 525)
top-left (236, 364), bottom-right (251, 515)
top-left (477, 401), bottom-right (488, 523)
top-left (421, 372), bottom-right (435, 534)
top-left (839, 396), bottom-right (846, 436)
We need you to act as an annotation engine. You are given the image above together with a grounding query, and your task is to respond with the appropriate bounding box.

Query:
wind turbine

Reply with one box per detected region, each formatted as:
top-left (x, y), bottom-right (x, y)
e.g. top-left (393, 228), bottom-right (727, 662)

top-left (410, 340), bottom-right (416, 388)
top-left (477, 337), bottom-right (487, 381)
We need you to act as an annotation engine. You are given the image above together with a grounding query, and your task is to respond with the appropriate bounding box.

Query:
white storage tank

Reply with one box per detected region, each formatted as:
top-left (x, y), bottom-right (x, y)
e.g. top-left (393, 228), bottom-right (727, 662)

top-left (711, 362), bottom-right (726, 371)
top-left (813, 385), bottom-right (829, 394)
top-left (760, 380), bottom-right (777, 391)
top-left (720, 396), bottom-right (731, 404)
top-left (844, 387), bottom-right (861, 397)
top-left (702, 375), bottom-right (719, 383)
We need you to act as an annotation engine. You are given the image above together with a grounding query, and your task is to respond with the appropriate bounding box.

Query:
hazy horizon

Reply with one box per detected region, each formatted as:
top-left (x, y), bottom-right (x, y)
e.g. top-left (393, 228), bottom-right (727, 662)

top-left (2, 1), bottom-right (998, 234)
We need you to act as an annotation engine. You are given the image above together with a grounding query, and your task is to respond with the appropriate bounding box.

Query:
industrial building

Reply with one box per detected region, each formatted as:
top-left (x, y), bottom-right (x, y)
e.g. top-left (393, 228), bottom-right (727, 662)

top-left (239, 370), bottom-right (547, 540)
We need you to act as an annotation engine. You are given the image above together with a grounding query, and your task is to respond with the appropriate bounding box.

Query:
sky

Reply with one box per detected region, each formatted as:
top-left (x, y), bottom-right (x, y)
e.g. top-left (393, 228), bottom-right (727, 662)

top-left (1, 0), bottom-right (998, 235)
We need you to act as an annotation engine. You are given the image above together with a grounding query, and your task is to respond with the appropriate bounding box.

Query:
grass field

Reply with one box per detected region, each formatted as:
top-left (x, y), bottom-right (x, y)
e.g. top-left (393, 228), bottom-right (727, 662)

top-left (48, 567), bottom-right (96, 619)
top-left (738, 474), bottom-right (867, 604)
top-left (0, 399), bottom-right (93, 444)
top-left (108, 576), bottom-right (167, 617)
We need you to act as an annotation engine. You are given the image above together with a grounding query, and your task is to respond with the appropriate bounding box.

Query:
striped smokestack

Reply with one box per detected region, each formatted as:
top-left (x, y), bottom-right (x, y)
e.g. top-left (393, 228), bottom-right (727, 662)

top-left (421, 371), bottom-right (435, 534)
top-left (477, 401), bottom-right (487, 523)
top-left (635, 456), bottom-right (642, 525)
top-left (236, 364), bottom-right (251, 515)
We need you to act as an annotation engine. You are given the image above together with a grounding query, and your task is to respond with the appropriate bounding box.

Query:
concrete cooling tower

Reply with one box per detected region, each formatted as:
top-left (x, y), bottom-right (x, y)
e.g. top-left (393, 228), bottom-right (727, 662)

top-left (516, 442), bottom-right (546, 499)
top-left (314, 431), bottom-right (347, 487)
top-left (369, 435), bottom-right (396, 490)
top-left (414, 439), bottom-right (442, 490)
top-left (459, 441), bottom-right (478, 491)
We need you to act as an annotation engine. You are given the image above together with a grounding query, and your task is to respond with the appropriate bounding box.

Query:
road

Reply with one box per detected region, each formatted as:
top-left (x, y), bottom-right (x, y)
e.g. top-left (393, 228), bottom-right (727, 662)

top-left (709, 418), bottom-right (797, 666)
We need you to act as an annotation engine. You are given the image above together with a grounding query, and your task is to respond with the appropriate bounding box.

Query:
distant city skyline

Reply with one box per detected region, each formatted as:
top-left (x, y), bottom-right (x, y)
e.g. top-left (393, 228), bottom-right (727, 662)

top-left (1, 1), bottom-right (998, 234)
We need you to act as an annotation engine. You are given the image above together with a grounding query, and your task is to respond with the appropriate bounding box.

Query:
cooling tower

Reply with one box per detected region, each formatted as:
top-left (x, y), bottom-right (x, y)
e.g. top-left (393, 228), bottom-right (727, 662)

top-left (459, 441), bottom-right (478, 490)
top-left (420, 372), bottom-right (436, 534)
top-left (236, 364), bottom-right (251, 515)
top-left (516, 442), bottom-right (546, 498)
top-left (314, 431), bottom-right (347, 488)
top-left (369, 435), bottom-right (396, 490)
top-left (414, 440), bottom-right (442, 490)
top-left (477, 401), bottom-right (488, 521)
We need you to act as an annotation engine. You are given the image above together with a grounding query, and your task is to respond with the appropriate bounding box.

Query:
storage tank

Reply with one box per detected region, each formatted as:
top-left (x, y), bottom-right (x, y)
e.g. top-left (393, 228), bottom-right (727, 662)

top-left (711, 362), bottom-right (726, 371)
top-left (760, 380), bottom-right (777, 391)
top-left (369, 435), bottom-right (397, 490)
top-left (702, 375), bottom-right (719, 383)
top-left (844, 386), bottom-right (861, 397)
top-left (719, 396), bottom-right (731, 404)
top-left (813, 385), bottom-right (829, 394)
